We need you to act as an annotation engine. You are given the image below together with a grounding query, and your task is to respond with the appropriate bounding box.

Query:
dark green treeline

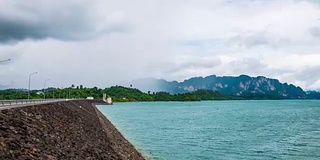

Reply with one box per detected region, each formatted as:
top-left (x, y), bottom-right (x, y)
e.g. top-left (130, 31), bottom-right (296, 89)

top-left (0, 85), bottom-right (236, 101)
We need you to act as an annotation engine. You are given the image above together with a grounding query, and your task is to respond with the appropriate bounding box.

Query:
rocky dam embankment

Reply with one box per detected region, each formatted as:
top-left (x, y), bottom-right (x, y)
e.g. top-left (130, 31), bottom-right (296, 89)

top-left (0, 100), bottom-right (145, 160)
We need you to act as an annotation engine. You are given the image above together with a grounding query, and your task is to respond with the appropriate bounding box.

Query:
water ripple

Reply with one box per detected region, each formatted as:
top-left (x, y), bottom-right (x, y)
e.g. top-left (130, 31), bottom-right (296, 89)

top-left (98, 100), bottom-right (320, 160)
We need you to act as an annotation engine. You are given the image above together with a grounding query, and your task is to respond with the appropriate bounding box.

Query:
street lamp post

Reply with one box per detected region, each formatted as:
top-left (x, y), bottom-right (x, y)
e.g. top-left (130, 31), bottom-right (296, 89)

top-left (28, 72), bottom-right (38, 100)
top-left (43, 79), bottom-right (50, 99)
top-left (58, 87), bottom-right (61, 99)
top-left (53, 83), bottom-right (58, 99)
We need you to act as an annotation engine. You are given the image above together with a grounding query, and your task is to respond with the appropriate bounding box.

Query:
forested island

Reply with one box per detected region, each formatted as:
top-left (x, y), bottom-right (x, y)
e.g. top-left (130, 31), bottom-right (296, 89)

top-left (132, 75), bottom-right (320, 100)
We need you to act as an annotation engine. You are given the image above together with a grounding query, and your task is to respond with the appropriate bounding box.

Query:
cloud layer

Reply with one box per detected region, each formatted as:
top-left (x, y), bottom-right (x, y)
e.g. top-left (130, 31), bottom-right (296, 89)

top-left (0, 0), bottom-right (131, 43)
top-left (1, 0), bottom-right (320, 90)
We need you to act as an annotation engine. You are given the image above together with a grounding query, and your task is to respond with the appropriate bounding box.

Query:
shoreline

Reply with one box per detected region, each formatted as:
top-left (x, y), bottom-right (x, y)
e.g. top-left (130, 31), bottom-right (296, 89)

top-left (0, 100), bottom-right (145, 160)
top-left (110, 98), bottom-right (320, 103)
top-left (96, 105), bottom-right (153, 160)
top-left (93, 103), bottom-right (147, 159)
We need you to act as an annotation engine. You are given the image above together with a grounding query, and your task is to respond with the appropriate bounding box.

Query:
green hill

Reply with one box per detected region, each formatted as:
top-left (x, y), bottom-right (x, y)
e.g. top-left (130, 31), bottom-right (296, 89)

top-left (0, 85), bottom-right (236, 102)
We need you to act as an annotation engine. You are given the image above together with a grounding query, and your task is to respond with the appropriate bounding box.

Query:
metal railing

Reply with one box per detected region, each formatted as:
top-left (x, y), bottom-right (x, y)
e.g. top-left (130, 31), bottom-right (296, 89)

top-left (0, 99), bottom-right (65, 107)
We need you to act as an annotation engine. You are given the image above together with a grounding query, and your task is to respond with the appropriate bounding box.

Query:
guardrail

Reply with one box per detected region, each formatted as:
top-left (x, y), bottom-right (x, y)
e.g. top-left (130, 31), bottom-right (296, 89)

top-left (0, 99), bottom-right (64, 106)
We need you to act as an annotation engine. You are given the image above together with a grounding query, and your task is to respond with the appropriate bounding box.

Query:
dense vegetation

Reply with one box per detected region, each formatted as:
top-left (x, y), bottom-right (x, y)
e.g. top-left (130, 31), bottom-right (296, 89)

top-left (0, 85), bottom-right (236, 102)
top-left (306, 91), bottom-right (320, 99)
top-left (1, 85), bottom-right (318, 101)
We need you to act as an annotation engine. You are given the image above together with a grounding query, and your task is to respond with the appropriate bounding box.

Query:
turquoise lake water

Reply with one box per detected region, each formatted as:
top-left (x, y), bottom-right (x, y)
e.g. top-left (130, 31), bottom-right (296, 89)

top-left (97, 100), bottom-right (320, 160)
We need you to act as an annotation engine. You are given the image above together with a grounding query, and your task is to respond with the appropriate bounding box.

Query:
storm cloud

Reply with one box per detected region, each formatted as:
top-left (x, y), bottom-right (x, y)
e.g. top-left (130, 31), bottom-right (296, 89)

top-left (1, 0), bottom-right (320, 91)
top-left (0, 0), bottom-right (131, 43)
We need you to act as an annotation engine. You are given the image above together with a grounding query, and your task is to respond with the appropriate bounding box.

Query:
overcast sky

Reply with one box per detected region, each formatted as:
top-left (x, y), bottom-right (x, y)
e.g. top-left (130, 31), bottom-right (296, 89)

top-left (0, 0), bottom-right (320, 90)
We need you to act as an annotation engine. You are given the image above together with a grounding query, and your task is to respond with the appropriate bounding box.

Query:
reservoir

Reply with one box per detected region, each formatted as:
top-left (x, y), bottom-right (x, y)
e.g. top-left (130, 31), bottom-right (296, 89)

top-left (97, 100), bottom-right (320, 160)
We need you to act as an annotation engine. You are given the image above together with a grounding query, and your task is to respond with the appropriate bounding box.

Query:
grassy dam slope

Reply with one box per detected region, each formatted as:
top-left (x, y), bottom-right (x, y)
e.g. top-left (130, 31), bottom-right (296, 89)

top-left (0, 100), bottom-right (145, 160)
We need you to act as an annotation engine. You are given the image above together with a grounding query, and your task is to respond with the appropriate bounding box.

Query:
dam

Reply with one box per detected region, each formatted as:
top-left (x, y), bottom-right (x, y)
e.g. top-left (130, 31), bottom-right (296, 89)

top-left (0, 100), bottom-right (144, 160)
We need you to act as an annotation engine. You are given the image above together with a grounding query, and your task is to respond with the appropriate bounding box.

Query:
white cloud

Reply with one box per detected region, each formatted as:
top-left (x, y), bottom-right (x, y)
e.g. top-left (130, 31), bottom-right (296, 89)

top-left (1, 0), bottom-right (320, 90)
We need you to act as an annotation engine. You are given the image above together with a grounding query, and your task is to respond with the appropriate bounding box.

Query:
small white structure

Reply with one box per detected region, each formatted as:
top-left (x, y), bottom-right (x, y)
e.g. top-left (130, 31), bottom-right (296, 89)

top-left (86, 97), bottom-right (94, 100)
top-left (106, 97), bottom-right (113, 105)
top-left (36, 91), bottom-right (44, 95)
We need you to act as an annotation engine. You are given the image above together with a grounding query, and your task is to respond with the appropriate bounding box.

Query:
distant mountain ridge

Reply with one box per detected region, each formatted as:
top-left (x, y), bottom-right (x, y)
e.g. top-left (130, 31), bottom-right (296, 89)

top-left (132, 75), bottom-right (310, 99)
